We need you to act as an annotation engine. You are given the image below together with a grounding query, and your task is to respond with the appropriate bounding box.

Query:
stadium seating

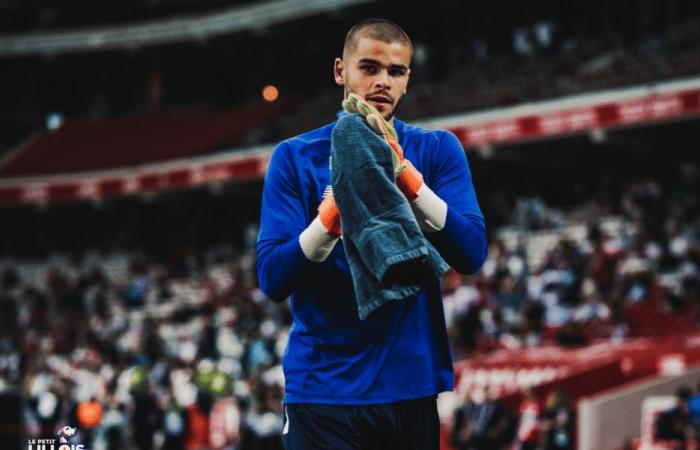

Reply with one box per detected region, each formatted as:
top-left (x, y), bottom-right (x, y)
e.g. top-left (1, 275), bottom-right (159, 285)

top-left (0, 101), bottom-right (289, 177)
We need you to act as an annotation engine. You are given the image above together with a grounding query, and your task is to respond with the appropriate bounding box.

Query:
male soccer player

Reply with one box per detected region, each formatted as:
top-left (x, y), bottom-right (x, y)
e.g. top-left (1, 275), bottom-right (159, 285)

top-left (256, 18), bottom-right (487, 450)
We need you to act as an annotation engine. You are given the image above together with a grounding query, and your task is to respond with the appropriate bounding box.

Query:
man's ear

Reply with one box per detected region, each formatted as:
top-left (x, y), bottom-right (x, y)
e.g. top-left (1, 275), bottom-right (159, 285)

top-left (333, 58), bottom-right (345, 87)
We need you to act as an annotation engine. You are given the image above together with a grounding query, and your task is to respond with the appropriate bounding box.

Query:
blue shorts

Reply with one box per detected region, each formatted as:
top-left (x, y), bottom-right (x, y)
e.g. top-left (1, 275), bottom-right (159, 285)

top-left (282, 396), bottom-right (440, 450)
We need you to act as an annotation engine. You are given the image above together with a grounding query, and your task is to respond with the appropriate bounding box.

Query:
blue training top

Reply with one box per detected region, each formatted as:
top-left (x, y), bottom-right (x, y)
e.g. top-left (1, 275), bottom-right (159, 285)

top-left (256, 115), bottom-right (487, 405)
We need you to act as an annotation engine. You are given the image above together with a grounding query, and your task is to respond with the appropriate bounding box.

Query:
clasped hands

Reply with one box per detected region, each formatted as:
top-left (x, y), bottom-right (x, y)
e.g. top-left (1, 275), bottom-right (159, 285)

top-left (319, 94), bottom-right (425, 236)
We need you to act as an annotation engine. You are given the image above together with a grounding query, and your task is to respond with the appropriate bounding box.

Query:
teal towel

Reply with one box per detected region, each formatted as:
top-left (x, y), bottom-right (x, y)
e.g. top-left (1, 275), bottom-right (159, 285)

top-left (331, 113), bottom-right (449, 320)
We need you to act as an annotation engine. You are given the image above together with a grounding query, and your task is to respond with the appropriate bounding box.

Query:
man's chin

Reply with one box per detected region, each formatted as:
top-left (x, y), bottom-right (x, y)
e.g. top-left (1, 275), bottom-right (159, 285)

top-left (385, 98), bottom-right (402, 121)
top-left (373, 104), bottom-right (395, 120)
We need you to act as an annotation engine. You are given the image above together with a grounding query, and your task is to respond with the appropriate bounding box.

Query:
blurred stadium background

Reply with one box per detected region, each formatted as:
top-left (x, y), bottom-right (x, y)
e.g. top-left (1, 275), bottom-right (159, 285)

top-left (1, 1), bottom-right (700, 449)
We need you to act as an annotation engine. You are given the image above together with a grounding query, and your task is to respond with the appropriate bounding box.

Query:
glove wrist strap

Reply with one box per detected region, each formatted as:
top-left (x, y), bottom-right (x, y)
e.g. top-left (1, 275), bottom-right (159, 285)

top-left (410, 184), bottom-right (448, 232)
top-left (300, 217), bottom-right (340, 262)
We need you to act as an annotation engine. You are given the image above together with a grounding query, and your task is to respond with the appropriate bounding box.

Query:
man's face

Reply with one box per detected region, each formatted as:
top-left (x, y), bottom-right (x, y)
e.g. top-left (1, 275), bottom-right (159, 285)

top-left (334, 37), bottom-right (411, 121)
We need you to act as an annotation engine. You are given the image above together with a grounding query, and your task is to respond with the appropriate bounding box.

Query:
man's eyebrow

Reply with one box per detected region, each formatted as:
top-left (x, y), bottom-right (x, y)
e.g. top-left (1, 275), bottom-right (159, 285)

top-left (357, 58), bottom-right (409, 72)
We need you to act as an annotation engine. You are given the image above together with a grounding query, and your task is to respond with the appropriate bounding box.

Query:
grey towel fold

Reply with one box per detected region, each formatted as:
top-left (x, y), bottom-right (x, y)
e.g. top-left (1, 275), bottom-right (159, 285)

top-left (331, 113), bottom-right (449, 320)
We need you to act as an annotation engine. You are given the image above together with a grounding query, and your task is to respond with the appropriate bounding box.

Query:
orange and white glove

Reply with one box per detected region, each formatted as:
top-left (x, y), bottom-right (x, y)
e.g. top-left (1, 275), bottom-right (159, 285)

top-left (342, 93), bottom-right (423, 201)
top-left (342, 93), bottom-right (447, 232)
top-left (317, 186), bottom-right (341, 236)
top-left (299, 186), bottom-right (341, 262)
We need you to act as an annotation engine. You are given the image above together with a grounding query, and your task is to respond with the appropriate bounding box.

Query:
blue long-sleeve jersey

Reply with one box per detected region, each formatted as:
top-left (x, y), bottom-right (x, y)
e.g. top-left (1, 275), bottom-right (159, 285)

top-left (256, 116), bottom-right (486, 404)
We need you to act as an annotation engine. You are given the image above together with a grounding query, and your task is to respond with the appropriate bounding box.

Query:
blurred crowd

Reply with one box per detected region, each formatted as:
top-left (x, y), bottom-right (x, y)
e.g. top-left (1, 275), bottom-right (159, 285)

top-left (652, 383), bottom-right (700, 449)
top-left (0, 160), bottom-right (697, 449)
top-left (450, 387), bottom-right (574, 450)
top-left (449, 377), bottom-right (700, 450)
top-left (442, 160), bottom-right (698, 449)
top-left (605, 381), bottom-right (700, 450)
top-left (441, 161), bottom-right (699, 361)
top-left (0, 239), bottom-right (289, 450)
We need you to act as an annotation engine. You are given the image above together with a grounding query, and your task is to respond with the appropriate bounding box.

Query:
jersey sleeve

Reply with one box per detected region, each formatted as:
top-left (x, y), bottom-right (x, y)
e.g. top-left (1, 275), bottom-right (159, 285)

top-left (256, 141), bottom-right (313, 301)
top-left (426, 131), bottom-right (487, 274)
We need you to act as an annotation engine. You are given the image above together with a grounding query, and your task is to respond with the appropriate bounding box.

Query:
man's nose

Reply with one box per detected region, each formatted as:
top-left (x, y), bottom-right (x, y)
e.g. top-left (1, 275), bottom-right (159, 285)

top-left (374, 69), bottom-right (391, 90)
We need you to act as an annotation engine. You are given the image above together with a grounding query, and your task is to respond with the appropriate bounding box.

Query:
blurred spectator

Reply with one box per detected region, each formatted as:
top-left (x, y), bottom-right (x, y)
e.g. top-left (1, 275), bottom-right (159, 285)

top-left (162, 399), bottom-right (186, 450)
top-left (100, 400), bottom-right (129, 450)
top-left (184, 391), bottom-right (211, 450)
top-left (655, 386), bottom-right (693, 443)
top-left (132, 387), bottom-right (162, 450)
top-left (540, 390), bottom-right (574, 450)
top-left (515, 388), bottom-right (541, 450)
top-left (687, 381), bottom-right (700, 439)
top-left (452, 389), bottom-right (514, 450)
top-left (241, 378), bottom-right (284, 450)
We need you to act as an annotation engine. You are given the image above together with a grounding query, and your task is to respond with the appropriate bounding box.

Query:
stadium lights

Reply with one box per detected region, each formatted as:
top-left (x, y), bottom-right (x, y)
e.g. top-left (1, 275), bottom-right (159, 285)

top-left (45, 112), bottom-right (64, 131)
top-left (589, 127), bottom-right (607, 144)
top-left (476, 144), bottom-right (495, 159)
top-left (262, 85), bottom-right (279, 102)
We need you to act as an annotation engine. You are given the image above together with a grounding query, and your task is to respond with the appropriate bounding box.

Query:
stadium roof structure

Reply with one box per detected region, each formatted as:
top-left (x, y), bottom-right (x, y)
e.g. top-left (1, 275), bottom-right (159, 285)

top-left (0, 0), bottom-right (373, 56)
top-left (1, 75), bottom-right (699, 205)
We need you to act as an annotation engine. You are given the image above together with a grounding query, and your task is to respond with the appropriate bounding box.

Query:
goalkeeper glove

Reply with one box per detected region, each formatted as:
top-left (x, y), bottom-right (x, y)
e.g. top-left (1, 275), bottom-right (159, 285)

top-left (342, 93), bottom-right (423, 201)
top-left (342, 93), bottom-right (447, 232)
top-left (299, 180), bottom-right (341, 262)
top-left (317, 186), bottom-right (342, 236)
